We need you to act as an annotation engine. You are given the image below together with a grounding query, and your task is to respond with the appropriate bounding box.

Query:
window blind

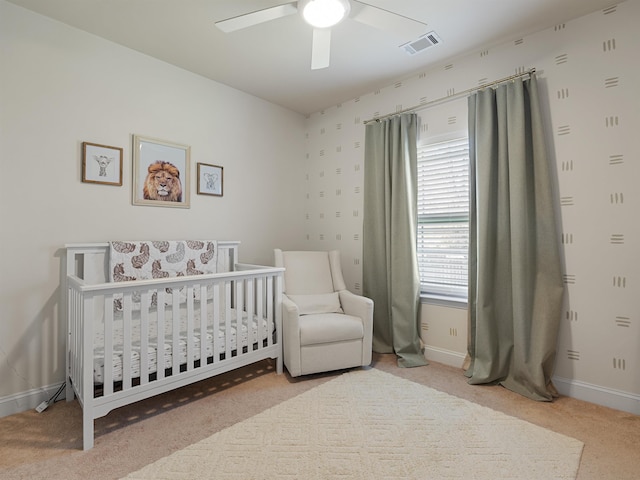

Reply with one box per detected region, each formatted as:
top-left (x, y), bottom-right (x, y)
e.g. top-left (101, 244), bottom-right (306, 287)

top-left (417, 137), bottom-right (469, 300)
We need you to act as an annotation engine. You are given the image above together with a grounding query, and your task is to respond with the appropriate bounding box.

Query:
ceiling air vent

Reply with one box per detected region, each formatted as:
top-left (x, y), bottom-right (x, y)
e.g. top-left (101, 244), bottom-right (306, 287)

top-left (401, 31), bottom-right (442, 55)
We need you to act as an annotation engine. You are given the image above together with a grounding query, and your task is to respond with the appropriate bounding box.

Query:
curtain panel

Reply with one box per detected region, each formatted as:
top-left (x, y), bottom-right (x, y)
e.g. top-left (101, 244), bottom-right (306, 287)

top-left (363, 113), bottom-right (427, 368)
top-left (466, 74), bottom-right (564, 401)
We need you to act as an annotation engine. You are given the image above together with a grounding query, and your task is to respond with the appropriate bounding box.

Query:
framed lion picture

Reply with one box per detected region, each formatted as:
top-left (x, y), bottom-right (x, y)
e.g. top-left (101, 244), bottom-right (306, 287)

top-left (132, 135), bottom-right (190, 208)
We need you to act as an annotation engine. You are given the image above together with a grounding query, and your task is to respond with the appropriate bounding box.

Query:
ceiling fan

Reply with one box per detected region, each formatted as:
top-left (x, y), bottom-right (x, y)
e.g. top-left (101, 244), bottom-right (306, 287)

top-left (214, 0), bottom-right (429, 70)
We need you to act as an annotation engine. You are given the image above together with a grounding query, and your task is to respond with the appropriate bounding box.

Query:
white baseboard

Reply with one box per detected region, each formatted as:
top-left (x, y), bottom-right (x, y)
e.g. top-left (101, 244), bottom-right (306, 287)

top-left (424, 346), bottom-right (639, 416)
top-left (552, 376), bottom-right (640, 415)
top-left (424, 345), bottom-right (467, 369)
top-left (0, 382), bottom-right (65, 418)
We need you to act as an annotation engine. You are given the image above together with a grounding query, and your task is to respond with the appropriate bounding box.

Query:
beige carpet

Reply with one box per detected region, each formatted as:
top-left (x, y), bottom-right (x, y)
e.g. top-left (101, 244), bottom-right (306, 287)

top-left (122, 368), bottom-right (583, 480)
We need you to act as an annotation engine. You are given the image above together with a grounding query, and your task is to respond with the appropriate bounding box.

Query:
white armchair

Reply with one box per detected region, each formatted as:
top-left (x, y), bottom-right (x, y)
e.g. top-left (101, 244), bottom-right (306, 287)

top-left (274, 249), bottom-right (374, 377)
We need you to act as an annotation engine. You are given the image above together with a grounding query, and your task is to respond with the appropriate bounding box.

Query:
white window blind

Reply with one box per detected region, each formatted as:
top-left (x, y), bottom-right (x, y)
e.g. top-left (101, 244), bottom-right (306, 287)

top-left (417, 137), bottom-right (469, 300)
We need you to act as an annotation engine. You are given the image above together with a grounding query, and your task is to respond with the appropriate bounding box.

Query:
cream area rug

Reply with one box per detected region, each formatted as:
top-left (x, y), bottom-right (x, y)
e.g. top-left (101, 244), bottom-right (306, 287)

top-left (122, 368), bottom-right (584, 480)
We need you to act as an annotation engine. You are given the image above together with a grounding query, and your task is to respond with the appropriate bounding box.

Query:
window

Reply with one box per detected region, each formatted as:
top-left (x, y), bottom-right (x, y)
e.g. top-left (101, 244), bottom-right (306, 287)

top-left (417, 137), bottom-right (469, 302)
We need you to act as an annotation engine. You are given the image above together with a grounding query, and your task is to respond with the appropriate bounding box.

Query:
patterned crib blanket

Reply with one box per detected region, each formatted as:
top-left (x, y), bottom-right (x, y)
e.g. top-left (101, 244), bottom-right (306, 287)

top-left (110, 240), bottom-right (217, 281)
top-left (109, 240), bottom-right (218, 311)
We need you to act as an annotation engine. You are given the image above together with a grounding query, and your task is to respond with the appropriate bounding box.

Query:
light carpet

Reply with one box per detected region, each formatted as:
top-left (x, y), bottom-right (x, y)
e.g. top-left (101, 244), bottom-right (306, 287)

top-left (122, 368), bottom-right (584, 480)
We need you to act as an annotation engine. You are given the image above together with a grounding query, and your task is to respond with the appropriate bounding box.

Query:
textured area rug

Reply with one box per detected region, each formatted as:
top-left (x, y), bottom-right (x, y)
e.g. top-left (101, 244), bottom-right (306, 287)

top-left (122, 368), bottom-right (583, 480)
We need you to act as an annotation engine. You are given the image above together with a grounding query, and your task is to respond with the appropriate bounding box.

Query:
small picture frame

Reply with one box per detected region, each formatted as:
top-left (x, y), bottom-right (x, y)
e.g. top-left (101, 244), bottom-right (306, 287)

top-left (197, 163), bottom-right (223, 197)
top-left (82, 142), bottom-right (123, 186)
top-left (132, 135), bottom-right (190, 208)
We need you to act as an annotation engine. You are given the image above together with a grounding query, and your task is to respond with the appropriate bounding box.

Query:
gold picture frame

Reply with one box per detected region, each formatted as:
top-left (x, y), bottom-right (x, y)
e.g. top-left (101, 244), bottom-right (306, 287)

top-left (82, 142), bottom-right (123, 186)
top-left (132, 135), bottom-right (190, 208)
top-left (197, 163), bottom-right (223, 197)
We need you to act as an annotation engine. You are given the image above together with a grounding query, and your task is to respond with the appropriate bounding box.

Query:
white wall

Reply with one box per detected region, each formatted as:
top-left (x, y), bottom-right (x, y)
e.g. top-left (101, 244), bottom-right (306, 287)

top-left (0, 1), bottom-right (306, 411)
top-left (304, 1), bottom-right (640, 413)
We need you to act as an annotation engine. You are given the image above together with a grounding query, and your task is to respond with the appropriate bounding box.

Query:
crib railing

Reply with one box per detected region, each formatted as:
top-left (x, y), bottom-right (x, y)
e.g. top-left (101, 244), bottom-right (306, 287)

top-left (66, 265), bottom-right (283, 448)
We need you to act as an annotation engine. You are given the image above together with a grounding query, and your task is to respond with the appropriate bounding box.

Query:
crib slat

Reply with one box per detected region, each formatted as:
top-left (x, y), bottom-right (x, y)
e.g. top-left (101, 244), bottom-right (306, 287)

top-left (246, 279), bottom-right (254, 351)
top-left (225, 281), bottom-right (232, 360)
top-left (236, 280), bottom-right (244, 354)
top-left (266, 276), bottom-right (274, 347)
top-left (122, 292), bottom-right (132, 390)
top-left (140, 291), bottom-right (150, 386)
top-left (212, 282), bottom-right (220, 364)
top-left (157, 289), bottom-right (166, 380)
top-left (256, 277), bottom-right (264, 350)
top-left (172, 289), bottom-right (180, 375)
top-left (186, 285), bottom-right (194, 372)
top-left (199, 284), bottom-right (207, 365)
top-left (82, 294), bottom-right (93, 412)
top-left (104, 294), bottom-right (114, 396)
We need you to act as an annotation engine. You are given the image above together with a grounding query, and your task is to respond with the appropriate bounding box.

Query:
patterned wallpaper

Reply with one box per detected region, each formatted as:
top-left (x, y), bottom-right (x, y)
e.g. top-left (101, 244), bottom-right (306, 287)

top-left (303, 1), bottom-right (639, 411)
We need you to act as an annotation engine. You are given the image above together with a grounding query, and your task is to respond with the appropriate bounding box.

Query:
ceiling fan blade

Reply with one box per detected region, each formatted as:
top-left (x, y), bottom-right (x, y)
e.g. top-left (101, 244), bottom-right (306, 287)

top-left (215, 2), bottom-right (298, 33)
top-left (351, 1), bottom-right (427, 40)
top-left (311, 28), bottom-right (331, 70)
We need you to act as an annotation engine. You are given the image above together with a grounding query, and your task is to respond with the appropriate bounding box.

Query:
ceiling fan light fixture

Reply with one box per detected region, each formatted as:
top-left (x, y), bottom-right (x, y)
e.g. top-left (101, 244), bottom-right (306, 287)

top-left (300, 0), bottom-right (351, 29)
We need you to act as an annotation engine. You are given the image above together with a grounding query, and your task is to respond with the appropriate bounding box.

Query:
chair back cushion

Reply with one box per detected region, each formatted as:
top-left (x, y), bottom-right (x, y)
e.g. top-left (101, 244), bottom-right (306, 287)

top-left (287, 292), bottom-right (343, 315)
top-left (280, 251), bottom-right (335, 294)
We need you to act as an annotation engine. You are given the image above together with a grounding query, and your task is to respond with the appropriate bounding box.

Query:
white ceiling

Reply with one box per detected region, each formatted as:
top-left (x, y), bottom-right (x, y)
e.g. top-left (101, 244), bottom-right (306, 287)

top-left (7, 0), bottom-right (619, 115)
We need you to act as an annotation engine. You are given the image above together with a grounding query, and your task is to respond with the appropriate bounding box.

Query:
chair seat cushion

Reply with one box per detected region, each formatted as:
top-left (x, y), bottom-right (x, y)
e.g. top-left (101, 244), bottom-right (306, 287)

top-left (298, 313), bottom-right (364, 346)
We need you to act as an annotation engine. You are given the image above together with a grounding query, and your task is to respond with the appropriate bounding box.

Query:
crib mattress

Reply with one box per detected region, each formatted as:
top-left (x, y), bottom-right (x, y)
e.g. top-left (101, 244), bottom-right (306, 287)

top-left (93, 306), bottom-right (269, 384)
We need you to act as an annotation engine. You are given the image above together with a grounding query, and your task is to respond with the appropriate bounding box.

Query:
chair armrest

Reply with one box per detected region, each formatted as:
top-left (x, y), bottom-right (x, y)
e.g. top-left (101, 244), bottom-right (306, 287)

top-left (281, 294), bottom-right (303, 376)
top-left (339, 290), bottom-right (373, 321)
top-left (282, 294), bottom-right (300, 318)
top-left (338, 290), bottom-right (374, 366)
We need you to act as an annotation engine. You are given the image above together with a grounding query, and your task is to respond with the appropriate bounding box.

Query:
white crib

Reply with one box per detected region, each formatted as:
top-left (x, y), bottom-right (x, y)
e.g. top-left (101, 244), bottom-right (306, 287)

top-left (63, 241), bottom-right (283, 450)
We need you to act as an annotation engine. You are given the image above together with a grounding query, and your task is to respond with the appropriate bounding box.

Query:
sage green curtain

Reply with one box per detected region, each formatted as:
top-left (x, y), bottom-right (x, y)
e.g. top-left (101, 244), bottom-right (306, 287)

top-left (363, 113), bottom-right (427, 368)
top-left (466, 74), bottom-right (564, 401)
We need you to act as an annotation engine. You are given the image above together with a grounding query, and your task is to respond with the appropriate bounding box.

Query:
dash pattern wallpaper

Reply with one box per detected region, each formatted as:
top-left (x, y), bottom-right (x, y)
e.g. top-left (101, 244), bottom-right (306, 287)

top-left (302, 1), bottom-right (639, 413)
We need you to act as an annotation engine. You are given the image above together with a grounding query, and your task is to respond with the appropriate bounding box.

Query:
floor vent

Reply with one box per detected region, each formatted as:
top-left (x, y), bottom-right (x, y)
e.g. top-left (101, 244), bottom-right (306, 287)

top-left (401, 31), bottom-right (442, 55)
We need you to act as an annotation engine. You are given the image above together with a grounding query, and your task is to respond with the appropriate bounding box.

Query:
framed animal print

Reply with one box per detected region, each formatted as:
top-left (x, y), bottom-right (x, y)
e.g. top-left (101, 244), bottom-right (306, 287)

top-left (82, 142), bottom-right (123, 186)
top-left (197, 163), bottom-right (223, 197)
top-left (132, 134), bottom-right (190, 208)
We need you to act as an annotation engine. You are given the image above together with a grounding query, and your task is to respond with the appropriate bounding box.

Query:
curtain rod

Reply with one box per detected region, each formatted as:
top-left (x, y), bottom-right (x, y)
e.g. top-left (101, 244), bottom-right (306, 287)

top-left (363, 68), bottom-right (536, 125)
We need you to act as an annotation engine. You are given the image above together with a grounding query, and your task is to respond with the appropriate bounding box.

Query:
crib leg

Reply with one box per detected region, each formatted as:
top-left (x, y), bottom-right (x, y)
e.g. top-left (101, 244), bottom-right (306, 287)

top-left (276, 355), bottom-right (283, 375)
top-left (83, 411), bottom-right (94, 450)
